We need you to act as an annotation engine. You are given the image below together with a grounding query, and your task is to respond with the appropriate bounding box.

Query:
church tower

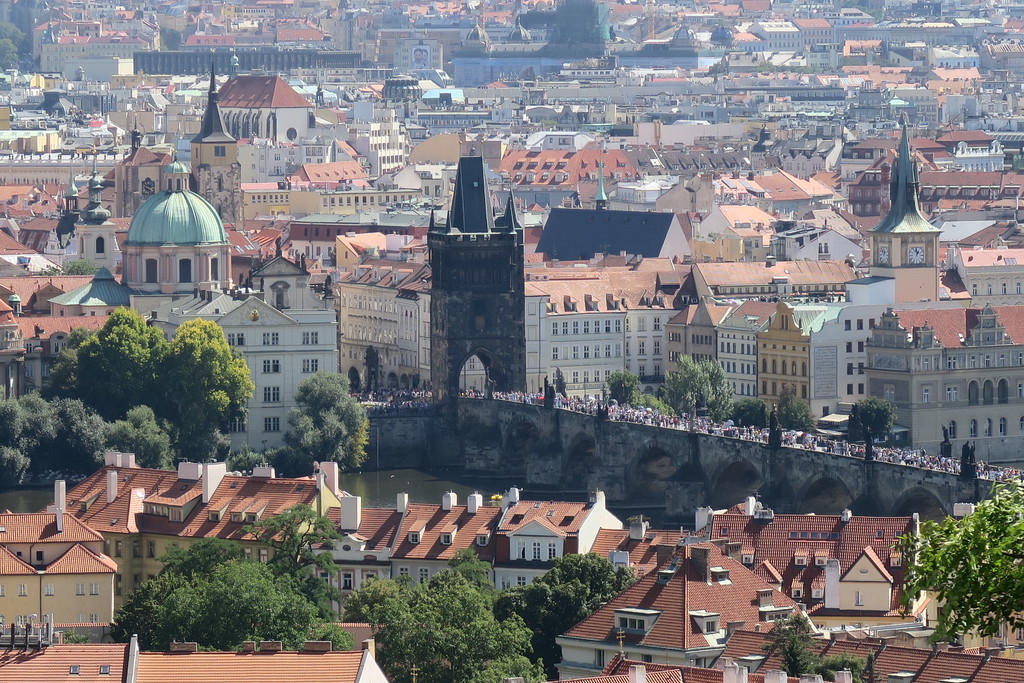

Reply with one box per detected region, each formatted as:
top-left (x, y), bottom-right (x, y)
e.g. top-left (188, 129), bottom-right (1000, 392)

top-left (76, 161), bottom-right (119, 273)
top-left (869, 120), bottom-right (940, 303)
top-left (428, 156), bottom-right (525, 400)
top-left (191, 64), bottom-right (242, 226)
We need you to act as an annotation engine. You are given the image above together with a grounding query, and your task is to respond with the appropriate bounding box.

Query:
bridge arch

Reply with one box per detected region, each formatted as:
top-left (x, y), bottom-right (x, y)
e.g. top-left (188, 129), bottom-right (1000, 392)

top-left (503, 417), bottom-right (543, 471)
top-left (797, 477), bottom-right (853, 514)
top-left (892, 487), bottom-right (947, 521)
top-left (629, 443), bottom-right (678, 495)
top-left (563, 432), bottom-right (597, 490)
top-left (709, 459), bottom-right (763, 509)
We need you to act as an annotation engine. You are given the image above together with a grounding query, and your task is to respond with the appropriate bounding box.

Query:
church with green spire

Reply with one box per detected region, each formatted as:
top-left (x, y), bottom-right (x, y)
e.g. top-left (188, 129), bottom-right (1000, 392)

top-left (868, 120), bottom-right (941, 303)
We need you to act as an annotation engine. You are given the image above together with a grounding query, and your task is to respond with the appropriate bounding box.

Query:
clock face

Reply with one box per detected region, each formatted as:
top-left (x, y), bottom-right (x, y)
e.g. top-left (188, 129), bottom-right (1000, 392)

top-left (878, 245), bottom-right (889, 264)
top-left (908, 246), bottom-right (926, 264)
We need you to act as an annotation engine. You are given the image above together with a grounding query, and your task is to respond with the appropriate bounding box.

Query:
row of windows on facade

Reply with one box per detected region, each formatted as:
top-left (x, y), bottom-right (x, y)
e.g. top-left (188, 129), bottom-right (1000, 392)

top-left (0, 582), bottom-right (101, 597)
top-left (551, 343), bottom-right (627, 360)
top-left (228, 416), bottom-right (281, 432)
top-left (762, 359), bottom-right (809, 376)
top-left (973, 282), bottom-right (1024, 296)
top-left (141, 258), bottom-right (219, 285)
top-left (259, 358), bottom-right (320, 374)
top-left (763, 381), bottom-right (808, 399)
top-left (943, 417), bottom-right (1024, 439)
top-left (939, 352), bottom-right (1024, 370)
top-left (317, 193), bottom-right (419, 207)
top-left (550, 318), bottom-right (660, 335)
top-left (227, 332), bottom-right (320, 346)
top-left (3, 614), bottom-right (101, 626)
top-left (924, 379), bottom-right (1024, 404)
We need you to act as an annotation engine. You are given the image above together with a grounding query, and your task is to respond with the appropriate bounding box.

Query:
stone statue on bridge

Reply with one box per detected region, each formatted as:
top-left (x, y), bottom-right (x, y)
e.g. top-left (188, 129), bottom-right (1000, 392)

top-left (960, 440), bottom-right (978, 480)
top-left (940, 426), bottom-right (952, 460)
top-left (863, 428), bottom-right (874, 461)
top-left (768, 408), bottom-right (781, 450)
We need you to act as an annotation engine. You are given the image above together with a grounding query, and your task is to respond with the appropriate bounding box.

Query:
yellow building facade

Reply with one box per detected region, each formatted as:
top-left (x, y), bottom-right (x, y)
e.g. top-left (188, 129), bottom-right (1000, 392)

top-left (757, 302), bottom-right (811, 405)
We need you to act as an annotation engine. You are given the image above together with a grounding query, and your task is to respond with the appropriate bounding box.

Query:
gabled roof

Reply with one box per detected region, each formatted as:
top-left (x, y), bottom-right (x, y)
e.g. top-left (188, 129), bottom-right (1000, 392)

top-left (0, 644), bottom-right (128, 682)
top-left (326, 506), bottom-right (402, 550)
top-left (0, 511), bottom-right (105, 544)
top-left (590, 527), bottom-right (687, 576)
top-left (48, 268), bottom-right (131, 308)
top-left (563, 544), bottom-right (796, 652)
top-left (0, 544), bottom-right (36, 575)
top-left (44, 543), bottom-right (117, 574)
top-left (537, 208), bottom-right (681, 261)
top-left (135, 650), bottom-right (371, 683)
top-left (217, 75), bottom-right (312, 109)
top-left (499, 500), bottom-right (598, 535)
top-left (193, 64), bottom-right (235, 145)
top-left (391, 502), bottom-right (501, 562)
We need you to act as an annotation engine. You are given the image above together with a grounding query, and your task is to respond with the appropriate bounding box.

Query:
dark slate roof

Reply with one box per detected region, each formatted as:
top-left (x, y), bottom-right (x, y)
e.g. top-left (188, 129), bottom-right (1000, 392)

top-left (193, 64), bottom-right (235, 145)
top-left (537, 207), bottom-right (677, 260)
top-left (441, 156), bottom-right (493, 234)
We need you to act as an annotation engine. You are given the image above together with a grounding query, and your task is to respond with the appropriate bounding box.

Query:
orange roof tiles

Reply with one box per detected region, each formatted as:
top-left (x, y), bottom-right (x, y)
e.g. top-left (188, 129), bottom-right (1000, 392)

top-left (563, 544), bottom-right (796, 651)
top-left (0, 544), bottom-right (35, 575)
top-left (44, 544), bottom-right (117, 575)
top-left (499, 500), bottom-right (593, 535)
top-left (891, 306), bottom-right (1024, 350)
top-left (217, 75), bottom-right (312, 109)
top-left (135, 650), bottom-right (367, 683)
top-left (0, 644), bottom-right (128, 682)
top-left (0, 512), bottom-right (104, 544)
top-left (590, 528), bottom-right (686, 576)
top-left (392, 503), bottom-right (501, 562)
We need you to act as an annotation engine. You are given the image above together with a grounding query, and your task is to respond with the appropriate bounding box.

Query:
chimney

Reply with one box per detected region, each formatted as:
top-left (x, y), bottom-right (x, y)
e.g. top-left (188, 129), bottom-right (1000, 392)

top-left (589, 490), bottom-right (606, 508)
top-left (169, 642), bottom-right (198, 653)
top-left (340, 495), bottom-right (361, 531)
top-left (799, 677), bottom-right (823, 683)
top-left (319, 461), bottom-right (340, 496)
top-left (824, 559), bottom-right (841, 609)
top-left (628, 664), bottom-right (647, 683)
top-left (723, 659), bottom-right (749, 683)
top-left (694, 506), bottom-right (713, 532)
top-left (177, 461), bottom-right (202, 480)
top-left (726, 621), bottom-right (746, 636)
top-left (107, 470), bottom-right (118, 504)
top-left (691, 546), bottom-right (711, 582)
top-left (361, 638), bottom-right (376, 659)
top-left (840, 508), bottom-right (852, 523)
top-left (301, 641), bottom-right (333, 652)
top-left (258, 641), bottom-right (283, 653)
top-left (54, 480), bottom-right (66, 512)
top-left (504, 487), bottom-right (521, 507)
top-left (763, 672), bottom-right (788, 683)
top-left (467, 492), bottom-right (483, 514)
top-left (120, 452), bottom-right (137, 468)
top-left (442, 491), bottom-right (458, 511)
top-left (396, 492), bottom-right (409, 513)
top-left (241, 641), bottom-right (257, 652)
top-left (833, 672), bottom-right (854, 683)
top-left (629, 518), bottom-right (650, 541)
top-left (202, 462), bottom-right (227, 504)
top-left (757, 588), bottom-right (774, 607)
top-left (744, 496), bottom-right (757, 515)
top-left (252, 465), bottom-right (276, 479)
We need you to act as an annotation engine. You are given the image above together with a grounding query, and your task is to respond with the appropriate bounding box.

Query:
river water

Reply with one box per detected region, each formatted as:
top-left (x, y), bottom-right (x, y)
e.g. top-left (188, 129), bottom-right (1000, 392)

top-left (0, 469), bottom-right (518, 514)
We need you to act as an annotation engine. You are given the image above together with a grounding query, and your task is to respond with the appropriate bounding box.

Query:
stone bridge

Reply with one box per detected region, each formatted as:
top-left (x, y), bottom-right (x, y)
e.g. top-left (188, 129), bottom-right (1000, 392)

top-left (367, 400), bottom-right (993, 522)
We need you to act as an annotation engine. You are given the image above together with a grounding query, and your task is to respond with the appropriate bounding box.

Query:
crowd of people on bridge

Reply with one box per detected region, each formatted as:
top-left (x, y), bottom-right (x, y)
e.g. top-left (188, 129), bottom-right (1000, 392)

top-left (359, 390), bottom-right (1020, 482)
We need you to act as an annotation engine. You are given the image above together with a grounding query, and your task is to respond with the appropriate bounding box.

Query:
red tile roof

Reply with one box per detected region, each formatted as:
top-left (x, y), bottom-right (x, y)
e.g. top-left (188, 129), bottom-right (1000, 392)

top-left (590, 528), bottom-right (686, 576)
top-left (0, 512), bottom-right (105, 544)
top-left (135, 650), bottom-right (368, 683)
top-left (0, 544), bottom-right (35, 575)
top-left (217, 75), bottom-right (312, 109)
top-left (44, 544), bottom-right (117, 574)
top-left (889, 306), bottom-right (1024, 349)
top-left (709, 511), bottom-right (912, 615)
top-left (391, 503), bottom-right (501, 562)
top-left (326, 506), bottom-right (401, 550)
top-left (499, 500), bottom-right (594, 535)
top-left (0, 644), bottom-right (128, 682)
top-left (563, 544), bottom-right (796, 651)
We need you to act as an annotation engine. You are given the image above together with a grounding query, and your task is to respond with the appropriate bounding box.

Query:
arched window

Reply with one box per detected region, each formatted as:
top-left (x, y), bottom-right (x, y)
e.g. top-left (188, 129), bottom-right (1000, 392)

top-left (145, 259), bottom-right (158, 283)
top-left (983, 380), bottom-right (994, 405)
top-left (949, 421), bottom-right (957, 439)
top-left (985, 418), bottom-right (993, 437)
top-left (970, 419), bottom-right (978, 438)
top-left (968, 381), bottom-right (980, 406)
top-left (211, 258), bottom-right (219, 282)
top-left (1000, 417), bottom-right (1007, 436)
top-left (95, 236), bottom-right (105, 254)
top-left (998, 379), bottom-right (1009, 404)
top-left (772, 359), bottom-right (777, 374)
top-left (271, 281), bottom-right (290, 310)
top-left (178, 259), bottom-right (192, 283)
top-left (791, 361), bottom-right (797, 376)
top-left (801, 362), bottom-right (807, 377)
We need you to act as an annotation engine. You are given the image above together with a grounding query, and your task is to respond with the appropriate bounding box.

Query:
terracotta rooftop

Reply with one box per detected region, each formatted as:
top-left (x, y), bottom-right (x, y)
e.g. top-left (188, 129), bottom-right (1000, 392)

top-left (0, 512), bottom-right (104, 544)
top-left (217, 75), bottom-right (312, 109)
top-left (391, 502), bottom-right (501, 562)
top-left (890, 305), bottom-right (1024, 349)
top-left (590, 527), bottom-right (687, 576)
top-left (44, 544), bottom-right (117, 575)
top-left (0, 644), bottom-right (128, 682)
top-left (135, 650), bottom-right (368, 683)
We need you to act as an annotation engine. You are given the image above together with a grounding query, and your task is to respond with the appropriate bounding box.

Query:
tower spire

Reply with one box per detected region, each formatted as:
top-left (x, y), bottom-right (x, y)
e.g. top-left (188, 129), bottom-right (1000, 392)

top-left (595, 159), bottom-right (608, 210)
top-left (193, 61), bottom-right (234, 144)
top-left (870, 117), bottom-right (936, 235)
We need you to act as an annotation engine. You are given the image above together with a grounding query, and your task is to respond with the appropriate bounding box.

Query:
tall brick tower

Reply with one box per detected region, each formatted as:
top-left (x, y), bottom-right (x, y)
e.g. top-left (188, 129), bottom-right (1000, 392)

top-left (428, 156), bottom-right (525, 400)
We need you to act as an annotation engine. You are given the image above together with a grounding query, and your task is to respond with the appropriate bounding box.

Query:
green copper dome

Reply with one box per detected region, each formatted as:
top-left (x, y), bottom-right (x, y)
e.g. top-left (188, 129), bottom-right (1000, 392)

top-left (165, 159), bottom-right (190, 175)
top-left (126, 187), bottom-right (227, 246)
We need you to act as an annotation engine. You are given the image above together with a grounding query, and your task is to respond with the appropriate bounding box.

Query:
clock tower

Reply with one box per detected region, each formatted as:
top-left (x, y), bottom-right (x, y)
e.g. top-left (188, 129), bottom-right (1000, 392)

top-left (869, 119), bottom-right (940, 303)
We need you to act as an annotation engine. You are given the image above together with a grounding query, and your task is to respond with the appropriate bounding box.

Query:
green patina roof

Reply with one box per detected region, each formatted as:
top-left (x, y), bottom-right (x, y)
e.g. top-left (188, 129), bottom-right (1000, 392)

top-left (871, 120), bottom-right (940, 235)
top-left (125, 186), bottom-right (227, 247)
top-left (165, 159), bottom-right (190, 175)
top-left (49, 268), bottom-right (131, 307)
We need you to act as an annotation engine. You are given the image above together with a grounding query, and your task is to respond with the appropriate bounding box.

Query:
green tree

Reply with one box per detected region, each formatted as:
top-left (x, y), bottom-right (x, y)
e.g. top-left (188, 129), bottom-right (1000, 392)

top-left (0, 399), bottom-right (23, 447)
top-left (662, 357), bottom-right (733, 421)
top-left (635, 392), bottom-right (674, 415)
top-left (42, 328), bottom-right (97, 401)
top-left (106, 405), bottom-right (173, 469)
top-left (159, 26), bottom-right (181, 50)
top-left (226, 445), bottom-right (268, 473)
top-left (765, 614), bottom-right (819, 676)
top-left (731, 397), bottom-right (768, 428)
top-left (283, 372), bottom-right (368, 475)
top-left (17, 395), bottom-right (107, 474)
top-left (48, 308), bottom-right (167, 420)
top-left (776, 387), bottom-right (816, 431)
top-left (160, 538), bottom-right (246, 579)
top-left (855, 397), bottom-right (896, 442)
top-left (817, 653), bottom-right (867, 682)
top-left (368, 570), bottom-right (543, 683)
top-left (245, 503), bottom-right (340, 616)
top-left (494, 553), bottom-right (636, 677)
top-left (448, 547), bottom-right (494, 591)
top-left (342, 576), bottom-right (412, 624)
top-left (62, 258), bottom-right (98, 275)
top-left (0, 446), bottom-right (29, 486)
top-left (607, 370), bottom-right (640, 404)
top-left (162, 319), bottom-right (254, 461)
top-left (0, 22), bottom-right (22, 70)
top-left (898, 481), bottom-right (1024, 640)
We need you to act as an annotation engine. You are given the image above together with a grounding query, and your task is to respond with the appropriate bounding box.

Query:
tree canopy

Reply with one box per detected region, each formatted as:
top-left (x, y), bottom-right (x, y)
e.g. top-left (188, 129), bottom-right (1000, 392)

top-left (776, 387), bottom-right (817, 431)
top-left (898, 481), bottom-right (1024, 641)
top-left (494, 553), bottom-right (636, 677)
top-left (661, 356), bottom-right (733, 421)
top-left (62, 258), bottom-right (99, 275)
top-left (855, 397), bottom-right (896, 442)
top-left (766, 614), bottom-right (865, 682)
top-left (607, 370), bottom-right (641, 405)
top-left (731, 397), bottom-right (768, 428)
top-left (282, 372), bottom-right (368, 475)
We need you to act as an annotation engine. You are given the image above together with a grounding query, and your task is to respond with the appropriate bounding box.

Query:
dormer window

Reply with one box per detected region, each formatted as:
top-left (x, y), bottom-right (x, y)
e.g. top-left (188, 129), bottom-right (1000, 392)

top-left (208, 510), bottom-right (221, 522)
top-left (231, 512), bottom-right (243, 523)
top-left (409, 532), bottom-right (420, 544)
top-left (812, 588), bottom-right (824, 599)
top-left (476, 534), bottom-right (489, 547)
top-left (792, 587), bottom-right (803, 599)
top-left (689, 610), bottom-right (720, 635)
top-left (795, 555), bottom-right (807, 566)
top-left (616, 608), bottom-right (661, 634)
top-left (440, 533), bottom-right (452, 545)
top-left (815, 556), bottom-right (828, 566)
top-left (741, 553), bottom-right (754, 564)
top-left (891, 552), bottom-right (902, 567)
